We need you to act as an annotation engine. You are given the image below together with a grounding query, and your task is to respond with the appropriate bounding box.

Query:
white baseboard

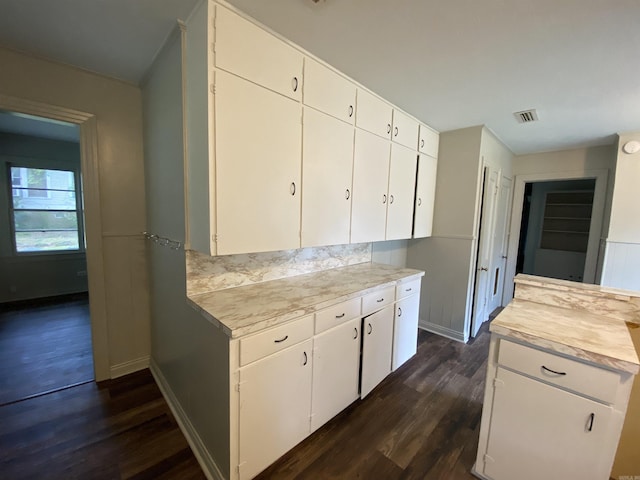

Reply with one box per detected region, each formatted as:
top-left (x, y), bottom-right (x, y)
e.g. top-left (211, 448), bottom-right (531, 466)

top-left (419, 320), bottom-right (468, 343)
top-left (150, 359), bottom-right (224, 480)
top-left (110, 356), bottom-right (150, 378)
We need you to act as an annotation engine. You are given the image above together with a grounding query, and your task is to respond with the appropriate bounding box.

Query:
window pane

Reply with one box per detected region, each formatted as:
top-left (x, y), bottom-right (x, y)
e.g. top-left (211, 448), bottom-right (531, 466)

top-left (14, 211), bottom-right (78, 231)
top-left (12, 188), bottom-right (77, 210)
top-left (15, 231), bottom-right (79, 252)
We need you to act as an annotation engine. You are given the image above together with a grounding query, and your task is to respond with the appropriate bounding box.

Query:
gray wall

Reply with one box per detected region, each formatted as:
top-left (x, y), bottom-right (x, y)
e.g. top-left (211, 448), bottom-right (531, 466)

top-left (0, 132), bottom-right (88, 302)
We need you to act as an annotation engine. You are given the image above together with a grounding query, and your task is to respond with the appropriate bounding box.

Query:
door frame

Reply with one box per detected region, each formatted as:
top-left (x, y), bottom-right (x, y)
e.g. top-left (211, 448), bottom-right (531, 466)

top-left (0, 93), bottom-right (110, 381)
top-left (503, 168), bottom-right (609, 304)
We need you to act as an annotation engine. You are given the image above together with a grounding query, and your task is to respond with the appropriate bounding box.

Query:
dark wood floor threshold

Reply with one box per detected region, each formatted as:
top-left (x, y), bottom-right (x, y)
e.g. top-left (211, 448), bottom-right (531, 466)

top-left (0, 379), bottom-right (94, 408)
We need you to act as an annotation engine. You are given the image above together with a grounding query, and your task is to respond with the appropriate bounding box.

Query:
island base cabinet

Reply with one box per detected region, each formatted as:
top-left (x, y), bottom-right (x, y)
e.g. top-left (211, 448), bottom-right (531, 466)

top-left (311, 317), bottom-right (361, 432)
top-left (483, 367), bottom-right (612, 480)
top-left (360, 305), bottom-right (394, 398)
top-left (238, 340), bottom-right (313, 480)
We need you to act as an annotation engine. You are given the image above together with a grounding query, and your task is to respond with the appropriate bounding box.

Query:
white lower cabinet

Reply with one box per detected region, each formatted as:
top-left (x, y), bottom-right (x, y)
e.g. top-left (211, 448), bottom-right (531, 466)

top-left (238, 339), bottom-right (313, 480)
top-left (361, 305), bottom-right (395, 398)
top-left (392, 291), bottom-right (420, 371)
top-left (311, 317), bottom-right (361, 431)
top-left (483, 367), bottom-right (612, 480)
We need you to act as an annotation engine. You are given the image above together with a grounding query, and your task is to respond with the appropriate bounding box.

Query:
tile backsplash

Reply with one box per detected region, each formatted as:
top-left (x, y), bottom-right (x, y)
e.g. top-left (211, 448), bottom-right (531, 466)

top-left (186, 243), bottom-right (372, 296)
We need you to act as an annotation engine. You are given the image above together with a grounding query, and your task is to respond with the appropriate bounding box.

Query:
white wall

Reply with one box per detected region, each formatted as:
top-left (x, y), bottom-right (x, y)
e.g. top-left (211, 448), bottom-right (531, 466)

top-left (0, 132), bottom-right (88, 302)
top-left (602, 132), bottom-right (640, 291)
top-left (0, 46), bottom-right (150, 379)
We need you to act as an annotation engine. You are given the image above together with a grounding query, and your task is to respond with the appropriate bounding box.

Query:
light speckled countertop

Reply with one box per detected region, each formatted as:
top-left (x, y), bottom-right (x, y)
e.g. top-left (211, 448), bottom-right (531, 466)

top-left (188, 262), bottom-right (424, 338)
top-left (492, 275), bottom-right (640, 375)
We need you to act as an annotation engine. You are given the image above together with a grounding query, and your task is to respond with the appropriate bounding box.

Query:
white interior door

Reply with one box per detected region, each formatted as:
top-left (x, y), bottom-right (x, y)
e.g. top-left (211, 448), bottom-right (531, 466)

top-left (471, 167), bottom-right (498, 337)
top-left (488, 175), bottom-right (513, 312)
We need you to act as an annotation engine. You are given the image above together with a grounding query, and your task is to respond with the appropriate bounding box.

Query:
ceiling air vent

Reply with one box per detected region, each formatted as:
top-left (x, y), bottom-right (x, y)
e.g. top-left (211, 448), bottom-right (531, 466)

top-left (514, 109), bottom-right (539, 123)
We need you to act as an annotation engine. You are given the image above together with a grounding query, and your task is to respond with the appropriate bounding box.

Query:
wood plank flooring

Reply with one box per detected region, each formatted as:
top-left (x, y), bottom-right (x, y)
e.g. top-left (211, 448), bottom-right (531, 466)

top-left (255, 324), bottom-right (491, 480)
top-left (0, 294), bottom-right (94, 405)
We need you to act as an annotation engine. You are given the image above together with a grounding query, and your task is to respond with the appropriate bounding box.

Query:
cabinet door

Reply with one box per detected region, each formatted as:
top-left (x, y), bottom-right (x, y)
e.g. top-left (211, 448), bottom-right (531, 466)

top-left (386, 144), bottom-right (417, 240)
top-left (350, 129), bottom-right (391, 243)
top-left (361, 305), bottom-right (394, 398)
top-left (392, 293), bottom-right (420, 371)
top-left (238, 340), bottom-right (313, 480)
top-left (391, 110), bottom-right (419, 149)
top-left (311, 317), bottom-right (361, 432)
top-left (355, 89), bottom-right (393, 139)
top-left (418, 124), bottom-right (439, 158)
top-left (214, 70), bottom-right (302, 255)
top-left (301, 108), bottom-right (354, 247)
top-left (484, 367), bottom-right (613, 480)
top-left (214, 5), bottom-right (303, 101)
top-left (303, 58), bottom-right (356, 124)
top-left (413, 154), bottom-right (438, 238)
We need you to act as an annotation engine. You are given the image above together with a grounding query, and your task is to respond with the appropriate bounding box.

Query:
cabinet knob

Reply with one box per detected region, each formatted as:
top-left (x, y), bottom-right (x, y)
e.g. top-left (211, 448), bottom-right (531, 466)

top-left (345, 189), bottom-right (350, 200)
top-left (587, 413), bottom-right (595, 432)
top-left (348, 105), bottom-right (354, 118)
top-left (389, 194), bottom-right (394, 204)
top-left (382, 194), bottom-right (387, 204)
top-left (292, 76), bottom-right (299, 92)
top-left (541, 365), bottom-right (567, 376)
top-left (387, 124), bottom-right (391, 134)
top-left (394, 126), bottom-right (399, 137)
top-left (353, 327), bottom-right (358, 340)
top-left (421, 139), bottom-right (425, 148)
top-left (417, 197), bottom-right (422, 206)
top-left (290, 182), bottom-right (296, 196)
top-left (398, 307), bottom-right (402, 317)
top-left (367, 323), bottom-right (372, 335)
top-left (303, 351), bottom-right (308, 366)
top-left (335, 313), bottom-right (345, 319)
top-left (274, 335), bottom-right (289, 343)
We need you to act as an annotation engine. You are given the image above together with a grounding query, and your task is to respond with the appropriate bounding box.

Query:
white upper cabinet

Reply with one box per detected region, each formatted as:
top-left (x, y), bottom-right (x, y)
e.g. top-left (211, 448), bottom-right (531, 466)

top-left (301, 108), bottom-right (354, 247)
top-left (214, 70), bottom-right (302, 255)
top-left (355, 89), bottom-right (393, 139)
top-left (418, 124), bottom-right (439, 158)
top-left (386, 144), bottom-right (418, 240)
top-left (303, 58), bottom-right (356, 124)
top-left (391, 110), bottom-right (419, 149)
top-left (214, 5), bottom-right (303, 101)
top-left (413, 154), bottom-right (438, 238)
top-left (350, 129), bottom-right (391, 243)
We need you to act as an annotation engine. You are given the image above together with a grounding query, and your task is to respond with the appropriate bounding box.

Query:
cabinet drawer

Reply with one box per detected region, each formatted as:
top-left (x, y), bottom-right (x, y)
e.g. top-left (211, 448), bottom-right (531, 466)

top-left (362, 286), bottom-right (395, 315)
top-left (315, 297), bottom-right (362, 334)
top-left (498, 339), bottom-right (620, 404)
top-left (396, 278), bottom-right (421, 300)
top-left (240, 315), bottom-right (314, 366)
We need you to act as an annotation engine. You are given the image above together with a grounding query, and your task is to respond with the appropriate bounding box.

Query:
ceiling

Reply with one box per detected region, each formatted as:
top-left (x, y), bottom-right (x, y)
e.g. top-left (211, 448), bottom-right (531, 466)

top-left (0, 0), bottom-right (639, 155)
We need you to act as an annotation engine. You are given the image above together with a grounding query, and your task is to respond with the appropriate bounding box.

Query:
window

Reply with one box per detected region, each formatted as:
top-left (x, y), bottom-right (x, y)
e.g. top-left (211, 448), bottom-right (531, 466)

top-left (9, 166), bottom-right (84, 253)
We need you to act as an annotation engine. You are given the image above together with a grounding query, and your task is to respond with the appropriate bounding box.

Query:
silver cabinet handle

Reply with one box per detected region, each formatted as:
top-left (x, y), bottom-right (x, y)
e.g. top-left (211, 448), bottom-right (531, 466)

top-left (387, 124), bottom-right (391, 134)
top-left (290, 182), bottom-right (296, 195)
top-left (345, 189), bottom-right (350, 200)
top-left (394, 126), bottom-right (399, 137)
top-left (389, 194), bottom-right (394, 204)
top-left (417, 198), bottom-right (422, 206)
top-left (274, 335), bottom-right (288, 343)
top-left (367, 323), bottom-right (372, 335)
top-left (348, 105), bottom-right (354, 118)
top-left (382, 194), bottom-right (387, 204)
top-left (421, 139), bottom-right (425, 148)
top-left (303, 351), bottom-right (308, 365)
top-left (398, 307), bottom-right (402, 317)
top-left (353, 327), bottom-right (358, 340)
top-left (542, 365), bottom-right (567, 376)
top-left (292, 76), bottom-right (299, 92)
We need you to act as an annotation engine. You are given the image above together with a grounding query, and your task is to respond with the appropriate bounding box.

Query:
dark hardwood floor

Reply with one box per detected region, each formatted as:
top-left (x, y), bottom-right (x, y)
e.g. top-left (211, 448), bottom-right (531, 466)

top-left (255, 324), bottom-right (491, 480)
top-left (0, 314), bottom-right (491, 480)
top-left (0, 294), bottom-right (94, 406)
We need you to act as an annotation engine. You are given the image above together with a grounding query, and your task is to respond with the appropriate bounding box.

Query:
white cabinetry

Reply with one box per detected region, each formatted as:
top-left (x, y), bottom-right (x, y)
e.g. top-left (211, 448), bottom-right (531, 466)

top-left (386, 145), bottom-right (418, 240)
top-left (355, 89), bottom-right (393, 139)
top-left (392, 280), bottom-right (421, 371)
top-left (238, 339), bottom-right (313, 480)
top-left (392, 110), bottom-right (419, 149)
top-left (350, 129), bottom-right (391, 243)
top-left (418, 124), bottom-right (439, 158)
top-left (301, 108), bottom-right (354, 247)
top-left (361, 305), bottom-right (395, 398)
top-left (303, 58), bottom-right (356, 124)
top-left (413, 154), bottom-right (438, 238)
top-left (214, 70), bottom-right (302, 255)
top-left (311, 317), bottom-right (361, 431)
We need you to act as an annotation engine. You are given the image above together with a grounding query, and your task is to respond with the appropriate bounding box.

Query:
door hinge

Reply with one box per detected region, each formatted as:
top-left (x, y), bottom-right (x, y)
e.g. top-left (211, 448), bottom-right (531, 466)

top-left (210, 83), bottom-right (215, 94)
top-left (237, 461), bottom-right (247, 476)
top-left (212, 233), bottom-right (218, 243)
top-left (493, 378), bottom-right (504, 389)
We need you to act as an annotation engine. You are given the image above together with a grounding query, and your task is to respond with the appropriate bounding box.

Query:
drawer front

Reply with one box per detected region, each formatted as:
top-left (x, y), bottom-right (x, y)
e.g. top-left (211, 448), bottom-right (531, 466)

top-left (315, 297), bottom-right (362, 334)
top-left (498, 339), bottom-right (620, 404)
top-left (362, 286), bottom-right (395, 315)
top-left (396, 278), bottom-right (421, 300)
top-left (240, 315), bottom-right (314, 366)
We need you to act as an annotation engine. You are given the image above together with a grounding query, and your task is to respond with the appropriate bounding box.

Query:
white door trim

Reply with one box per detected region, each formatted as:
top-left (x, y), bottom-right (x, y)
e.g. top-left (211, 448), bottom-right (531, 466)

top-left (503, 168), bottom-right (609, 304)
top-left (0, 93), bottom-right (110, 381)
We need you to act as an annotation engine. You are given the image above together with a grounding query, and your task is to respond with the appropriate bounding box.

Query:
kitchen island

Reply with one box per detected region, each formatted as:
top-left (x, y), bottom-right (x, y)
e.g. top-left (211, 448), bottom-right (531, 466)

top-left (473, 274), bottom-right (640, 480)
